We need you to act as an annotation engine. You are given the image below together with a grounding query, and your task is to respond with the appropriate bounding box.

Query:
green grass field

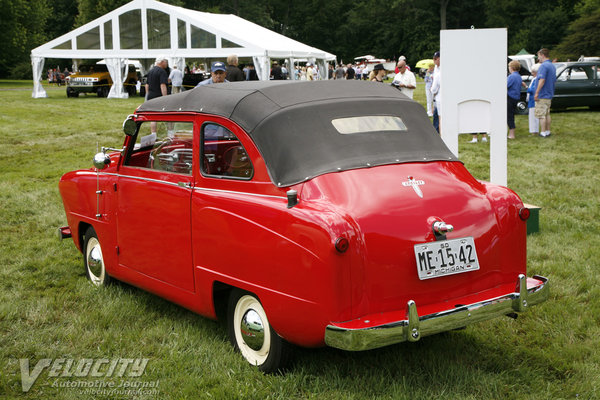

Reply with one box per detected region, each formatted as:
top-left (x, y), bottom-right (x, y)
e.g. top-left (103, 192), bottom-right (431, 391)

top-left (1, 80), bottom-right (599, 399)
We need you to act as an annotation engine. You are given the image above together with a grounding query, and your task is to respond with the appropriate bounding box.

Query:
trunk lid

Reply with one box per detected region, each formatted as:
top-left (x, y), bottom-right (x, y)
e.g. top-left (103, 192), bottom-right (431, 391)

top-left (302, 162), bottom-right (524, 317)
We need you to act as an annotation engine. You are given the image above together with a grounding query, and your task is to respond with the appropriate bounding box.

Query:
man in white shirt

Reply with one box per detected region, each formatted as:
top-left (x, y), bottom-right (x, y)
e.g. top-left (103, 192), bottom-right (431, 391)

top-left (168, 65), bottom-right (184, 93)
top-left (392, 60), bottom-right (416, 99)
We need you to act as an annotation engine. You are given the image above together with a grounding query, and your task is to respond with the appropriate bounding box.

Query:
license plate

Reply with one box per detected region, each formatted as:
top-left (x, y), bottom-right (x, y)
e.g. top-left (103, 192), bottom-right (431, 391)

top-left (414, 237), bottom-right (480, 280)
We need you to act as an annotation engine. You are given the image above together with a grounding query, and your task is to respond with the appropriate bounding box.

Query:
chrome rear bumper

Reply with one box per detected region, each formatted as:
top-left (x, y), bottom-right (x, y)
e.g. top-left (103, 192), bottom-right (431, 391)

top-left (325, 274), bottom-right (549, 351)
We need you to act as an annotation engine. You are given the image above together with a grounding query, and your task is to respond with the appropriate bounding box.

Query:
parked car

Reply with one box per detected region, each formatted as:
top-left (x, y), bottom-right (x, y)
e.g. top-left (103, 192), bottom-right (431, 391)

top-left (517, 61), bottom-right (599, 114)
top-left (58, 80), bottom-right (549, 372)
top-left (66, 64), bottom-right (138, 98)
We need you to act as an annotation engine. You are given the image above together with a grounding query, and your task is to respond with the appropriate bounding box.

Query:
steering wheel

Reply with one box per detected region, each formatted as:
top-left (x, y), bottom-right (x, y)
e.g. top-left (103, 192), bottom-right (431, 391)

top-left (222, 146), bottom-right (251, 171)
top-left (148, 137), bottom-right (173, 169)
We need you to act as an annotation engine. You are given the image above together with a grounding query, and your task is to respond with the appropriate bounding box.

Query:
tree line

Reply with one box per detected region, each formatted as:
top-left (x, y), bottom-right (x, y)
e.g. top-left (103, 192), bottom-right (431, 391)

top-left (1, 0), bottom-right (598, 79)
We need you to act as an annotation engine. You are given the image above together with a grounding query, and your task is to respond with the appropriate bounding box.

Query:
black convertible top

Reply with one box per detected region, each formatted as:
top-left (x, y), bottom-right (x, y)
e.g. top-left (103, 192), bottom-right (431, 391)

top-left (138, 80), bottom-right (458, 187)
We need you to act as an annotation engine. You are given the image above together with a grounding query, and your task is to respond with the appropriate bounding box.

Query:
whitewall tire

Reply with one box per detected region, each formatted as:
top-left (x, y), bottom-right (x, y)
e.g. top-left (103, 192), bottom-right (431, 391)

top-left (227, 289), bottom-right (290, 373)
top-left (83, 226), bottom-right (111, 286)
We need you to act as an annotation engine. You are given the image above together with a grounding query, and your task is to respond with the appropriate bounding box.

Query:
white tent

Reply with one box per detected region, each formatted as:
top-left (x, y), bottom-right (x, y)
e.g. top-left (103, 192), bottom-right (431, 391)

top-left (30, 0), bottom-right (336, 98)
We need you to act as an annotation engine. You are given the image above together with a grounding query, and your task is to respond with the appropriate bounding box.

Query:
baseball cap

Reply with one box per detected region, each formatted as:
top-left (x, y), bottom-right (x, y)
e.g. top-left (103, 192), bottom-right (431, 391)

top-left (373, 63), bottom-right (385, 71)
top-left (433, 51), bottom-right (440, 58)
top-left (211, 61), bottom-right (226, 73)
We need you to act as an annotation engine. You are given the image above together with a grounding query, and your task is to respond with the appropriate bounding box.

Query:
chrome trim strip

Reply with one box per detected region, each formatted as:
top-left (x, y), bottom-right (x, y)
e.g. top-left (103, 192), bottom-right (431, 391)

top-left (102, 172), bottom-right (183, 188)
top-left (102, 172), bottom-right (286, 200)
top-left (324, 275), bottom-right (549, 351)
top-left (192, 186), bottom-right (286, 200)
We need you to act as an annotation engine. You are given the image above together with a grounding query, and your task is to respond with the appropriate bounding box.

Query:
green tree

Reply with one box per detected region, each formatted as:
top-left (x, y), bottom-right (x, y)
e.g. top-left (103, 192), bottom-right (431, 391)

top-left (554, 7), bottom-right (600, 59)
top-left (0, 0), bottom-right (48, 78)
top-left (45, 0), bottom-right (78, 40)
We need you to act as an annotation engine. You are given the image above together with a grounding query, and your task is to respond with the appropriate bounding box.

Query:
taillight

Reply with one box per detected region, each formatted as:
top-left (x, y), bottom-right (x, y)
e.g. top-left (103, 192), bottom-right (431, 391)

top-left (519, 207), bottom-right (530, 220)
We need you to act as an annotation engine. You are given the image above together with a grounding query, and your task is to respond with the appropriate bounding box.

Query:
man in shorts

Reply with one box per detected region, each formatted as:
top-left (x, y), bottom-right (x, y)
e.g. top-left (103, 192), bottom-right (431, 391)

top-left (534, 48), bottom-right (556, 138)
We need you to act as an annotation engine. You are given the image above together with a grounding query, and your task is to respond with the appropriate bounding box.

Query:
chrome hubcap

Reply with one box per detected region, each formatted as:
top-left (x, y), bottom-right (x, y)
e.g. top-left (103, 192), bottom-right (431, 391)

top-left (86, 238), bottom-right (104, 284)
top-left (240, 309), bottom-right (265, 351)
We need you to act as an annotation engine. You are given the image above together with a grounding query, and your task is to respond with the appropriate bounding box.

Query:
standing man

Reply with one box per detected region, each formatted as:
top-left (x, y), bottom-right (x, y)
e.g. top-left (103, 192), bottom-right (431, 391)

top-left (271, 61), bottom-right (283, 80)
top-left (334, 64), bottom-right (344, 80)
top-left (146, 56), bottom-right (169, 135)
top-left (431, 51), bottom-right (441, 133)
top-left (345, 64), bottom-right (355, 80)
top-left (534, 48), bottom-right (557, 138)
top-left (146, 56), bottom-right (168, 101)
top-left (506, 60), bottom-right (522, 139)
top-left (424, 63), bottom-right (434, 116)
top-left (247, 64), bottom-right (259, 81)
top-left (196, 62), bottom-right (228, 87)
top-left (226, 54), bottom-right (244, 82)
top-left (306, 63), bottom-right (314, 81)
top-left (391, 59), bottom-right (416, 99)
top-left (168, 65), bottom-right (183, 93)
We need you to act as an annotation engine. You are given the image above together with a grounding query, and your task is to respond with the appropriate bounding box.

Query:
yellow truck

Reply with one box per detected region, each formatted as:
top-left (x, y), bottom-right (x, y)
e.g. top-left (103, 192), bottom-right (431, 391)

top-left (66, 64), bottom-right (138, 97)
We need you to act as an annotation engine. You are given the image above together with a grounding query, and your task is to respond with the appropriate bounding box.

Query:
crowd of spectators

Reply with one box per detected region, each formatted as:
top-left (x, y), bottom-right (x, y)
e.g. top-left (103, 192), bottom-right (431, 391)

top-left (151, 49), bottom-right (558, 140)
top-left (47, 67), bottom-right (70, 86)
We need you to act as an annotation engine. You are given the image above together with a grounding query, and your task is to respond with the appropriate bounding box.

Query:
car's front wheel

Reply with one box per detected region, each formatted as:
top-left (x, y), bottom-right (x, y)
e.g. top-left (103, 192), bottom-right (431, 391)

top-left (227, 289), bottom-right (290, 373)
top-left (98, 85), bottom-right (109, 98)
top-left (83, 226), bottom-right (111, 286)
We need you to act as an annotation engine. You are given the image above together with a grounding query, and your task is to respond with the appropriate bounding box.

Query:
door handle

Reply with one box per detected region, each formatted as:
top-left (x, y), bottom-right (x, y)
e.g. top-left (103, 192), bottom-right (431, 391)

top-left (177, 182), bottom-right (192, 189)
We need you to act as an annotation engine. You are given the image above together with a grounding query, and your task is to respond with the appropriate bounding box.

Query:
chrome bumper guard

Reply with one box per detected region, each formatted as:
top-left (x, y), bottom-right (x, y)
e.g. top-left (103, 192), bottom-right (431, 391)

top-left (325, 274), bottom-right (549, 351)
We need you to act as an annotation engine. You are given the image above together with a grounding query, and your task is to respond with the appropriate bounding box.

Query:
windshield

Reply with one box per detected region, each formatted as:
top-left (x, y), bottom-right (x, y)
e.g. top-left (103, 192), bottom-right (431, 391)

top-left (78, 65), bottom-right (108, 73)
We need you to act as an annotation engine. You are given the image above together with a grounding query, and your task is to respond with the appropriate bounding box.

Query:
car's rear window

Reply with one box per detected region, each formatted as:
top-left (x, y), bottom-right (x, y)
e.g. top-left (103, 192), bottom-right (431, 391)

top-left (332, 116), bottom-right (407, 134)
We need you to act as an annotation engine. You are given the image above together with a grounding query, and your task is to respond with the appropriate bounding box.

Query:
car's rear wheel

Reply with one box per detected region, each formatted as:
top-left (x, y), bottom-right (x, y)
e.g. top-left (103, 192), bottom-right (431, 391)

top-left (227, 289), bottom-right (290, 373)
top-left (83, 226), bottom-right (111, 286)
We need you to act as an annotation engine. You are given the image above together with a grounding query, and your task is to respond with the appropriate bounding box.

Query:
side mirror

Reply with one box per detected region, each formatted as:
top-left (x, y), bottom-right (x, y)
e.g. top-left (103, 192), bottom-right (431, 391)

top-left (123, 117), bottom-right (138, 136)
top-left (93, 152), bottom-right (111, 170)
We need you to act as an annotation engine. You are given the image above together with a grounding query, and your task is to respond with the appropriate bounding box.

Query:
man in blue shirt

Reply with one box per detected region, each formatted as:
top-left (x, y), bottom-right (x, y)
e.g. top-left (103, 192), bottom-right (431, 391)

top-left (196, 62), bottom-right (228, 87)
top-left (534, 48), bottom-right (557, 137)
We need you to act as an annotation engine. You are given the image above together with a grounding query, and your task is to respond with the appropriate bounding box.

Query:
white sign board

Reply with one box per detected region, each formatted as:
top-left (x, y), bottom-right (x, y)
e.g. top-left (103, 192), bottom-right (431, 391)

top-left (440, 28), bottom-right (507, 186)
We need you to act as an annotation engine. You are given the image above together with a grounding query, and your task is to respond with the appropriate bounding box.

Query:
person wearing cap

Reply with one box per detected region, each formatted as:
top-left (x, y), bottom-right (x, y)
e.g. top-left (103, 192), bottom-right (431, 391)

top-left (391, 59), bottom-right (416, 99)
top-left (369, 64), bottom-right (386, 82)
top-left (146, 56), bottom-right (169, 101)
top-left (196, 62), bottom-right (229, 87)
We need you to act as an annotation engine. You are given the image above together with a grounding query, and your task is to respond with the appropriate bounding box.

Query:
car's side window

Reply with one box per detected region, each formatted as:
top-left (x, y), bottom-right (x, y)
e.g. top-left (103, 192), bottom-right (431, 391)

top-left (124, 121), bottom-right (194, 175)
top-left (561, 66), bottom-right (594, 81)
top-left (201, 123), bottom-right (253, 179)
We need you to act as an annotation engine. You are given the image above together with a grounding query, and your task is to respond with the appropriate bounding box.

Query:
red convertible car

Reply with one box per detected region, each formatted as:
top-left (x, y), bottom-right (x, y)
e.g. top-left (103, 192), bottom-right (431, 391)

top-left (58, 80), bottom-right (548, 372)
